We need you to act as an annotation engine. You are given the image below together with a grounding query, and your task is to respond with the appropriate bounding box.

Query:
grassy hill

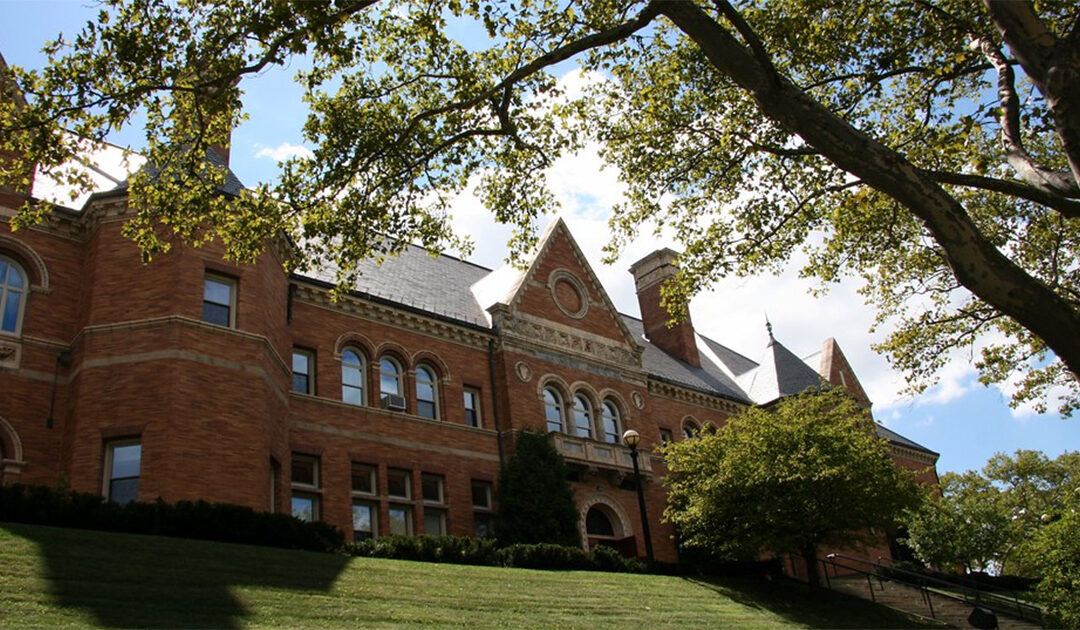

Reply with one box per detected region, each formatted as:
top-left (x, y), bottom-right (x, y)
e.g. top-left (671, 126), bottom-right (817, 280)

top-left (0, 523), bottom-right (933, 629)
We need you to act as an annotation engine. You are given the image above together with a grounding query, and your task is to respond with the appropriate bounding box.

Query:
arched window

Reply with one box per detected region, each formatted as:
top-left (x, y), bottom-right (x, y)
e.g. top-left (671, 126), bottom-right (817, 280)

top-left (572, 394), bottom-right (593, 439)
top-left (543, 387), bottom-right (564, 433)
top-left (682, 419), bottom-right (700, 440)
top-left (600, 401), bottom-right (620, 444)
top-left (415, 364), bottom-right (438, 419)
top-left (0, 255), bottom-right (28, 335)
top-left (341, 349), bottom-right (365, 405)
top-left (380, 357), bottom-right (402, 397)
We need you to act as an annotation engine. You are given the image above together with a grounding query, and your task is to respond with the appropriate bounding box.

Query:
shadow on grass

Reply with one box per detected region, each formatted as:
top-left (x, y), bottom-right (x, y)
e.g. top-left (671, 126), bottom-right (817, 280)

top-left (3, 523), bottom-right (348, 629)
top-left (682, 575), bottom-right (939, 629)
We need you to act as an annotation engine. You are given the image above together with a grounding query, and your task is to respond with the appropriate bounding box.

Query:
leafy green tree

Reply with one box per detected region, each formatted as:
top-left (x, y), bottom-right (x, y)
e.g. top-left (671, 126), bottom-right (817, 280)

top-left (663, 389), bottom-right (922, 586)
top-left (903, 472), bottom-right (1011, 573)
top-left (902, 449), bottom-right (1079, 577)
top-left (1025, 505), bottom-right (1080, 629)
top-left (494, 431), bottom-right (579, 548)
top-left (3, 1), bottom-right (1080, 412)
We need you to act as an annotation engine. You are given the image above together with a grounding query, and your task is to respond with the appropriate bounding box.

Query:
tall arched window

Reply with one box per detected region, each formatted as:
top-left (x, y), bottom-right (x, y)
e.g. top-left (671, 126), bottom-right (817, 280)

top-left (682, 419), bottom-right (700, 440)
top-left (543, 387), bottom-right (564, 433)
top-left (572, 394), bottom-right (593, 439)
top-left (415, 364), bottom-right (438, 419)
top-left (600, 401), bottom-right (620, 444)
top-left (0, 256), bottom-right (28, 335)
top-left (341, 349), bottom-right (365, 405)
top-left (380, 357), bottom-right (403, 397)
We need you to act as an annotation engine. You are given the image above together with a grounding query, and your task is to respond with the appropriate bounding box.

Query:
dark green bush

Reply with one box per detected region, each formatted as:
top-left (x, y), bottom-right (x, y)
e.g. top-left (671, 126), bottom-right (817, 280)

top-left (496, 543), bottom-right (594, 571)
top-left (0, 483), bottom-right (343, 552)
top-left (348, 535), bottom-right (501, 565)
top-left (590, 544), bottom-right (646, 573)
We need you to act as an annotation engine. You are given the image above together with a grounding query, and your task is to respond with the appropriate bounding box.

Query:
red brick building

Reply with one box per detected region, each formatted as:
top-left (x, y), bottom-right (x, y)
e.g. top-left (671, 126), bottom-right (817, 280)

top-left (0, 118), bottom-right (938, 566)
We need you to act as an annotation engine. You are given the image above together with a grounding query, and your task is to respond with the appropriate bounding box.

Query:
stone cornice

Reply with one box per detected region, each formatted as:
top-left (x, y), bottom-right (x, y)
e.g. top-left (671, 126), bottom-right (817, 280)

top-left (647, 378), bottom-right (745, 415)
top-left (889, 443), bottom-right (939, 466)
top-left (293, 283), bottom-right (492, 350)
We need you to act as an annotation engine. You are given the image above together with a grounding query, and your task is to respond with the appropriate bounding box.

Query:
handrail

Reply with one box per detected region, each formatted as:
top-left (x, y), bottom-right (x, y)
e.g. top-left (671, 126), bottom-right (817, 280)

top-left (820, 554), bottom-right (1043, 627)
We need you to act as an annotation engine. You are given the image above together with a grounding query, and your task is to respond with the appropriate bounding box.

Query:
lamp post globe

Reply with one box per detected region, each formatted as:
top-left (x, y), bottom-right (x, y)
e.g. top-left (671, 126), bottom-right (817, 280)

top-left (621, 429), bottom-right (640, 448)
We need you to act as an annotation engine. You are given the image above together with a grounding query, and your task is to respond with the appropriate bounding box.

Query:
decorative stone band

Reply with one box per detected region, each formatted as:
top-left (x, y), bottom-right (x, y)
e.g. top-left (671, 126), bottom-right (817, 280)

top-left (647, 379), bottom-right (744, 414)
top-left (293, 283), bottom-right (492, 350)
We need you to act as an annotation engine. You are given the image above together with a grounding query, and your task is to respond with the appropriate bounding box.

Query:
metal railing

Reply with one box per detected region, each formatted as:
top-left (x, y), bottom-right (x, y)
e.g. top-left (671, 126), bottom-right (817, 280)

top-left (820, 553), bottom-right (1044, 627)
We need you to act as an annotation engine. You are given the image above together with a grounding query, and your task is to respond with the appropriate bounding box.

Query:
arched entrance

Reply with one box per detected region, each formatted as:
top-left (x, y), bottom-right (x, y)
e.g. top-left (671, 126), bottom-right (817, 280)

top-left (581, 496), bottom-right (638, 558)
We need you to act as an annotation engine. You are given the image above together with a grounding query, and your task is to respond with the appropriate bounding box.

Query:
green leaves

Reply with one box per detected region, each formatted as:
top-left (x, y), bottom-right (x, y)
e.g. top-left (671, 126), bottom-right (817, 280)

top-left (3, 0), bottom-right (1079, 414)
top-left (663, 389), bottom-right (921, 561)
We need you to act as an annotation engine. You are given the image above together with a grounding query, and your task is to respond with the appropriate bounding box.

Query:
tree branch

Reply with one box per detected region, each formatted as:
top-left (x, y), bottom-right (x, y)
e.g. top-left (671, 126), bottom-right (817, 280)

top-left (658, 1), bottom-right (1080, 383)
top-left (985, 0), bottom-right (1080, 191)
top-left (921, 168), bottom-right (1080, 218)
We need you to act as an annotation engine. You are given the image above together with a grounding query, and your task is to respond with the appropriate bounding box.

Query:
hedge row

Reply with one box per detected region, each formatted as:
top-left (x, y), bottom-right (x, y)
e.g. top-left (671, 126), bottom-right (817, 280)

top-left (0, 483), bottom-right (343, 552)
top-left (348, 535), bottom-right (647, 573)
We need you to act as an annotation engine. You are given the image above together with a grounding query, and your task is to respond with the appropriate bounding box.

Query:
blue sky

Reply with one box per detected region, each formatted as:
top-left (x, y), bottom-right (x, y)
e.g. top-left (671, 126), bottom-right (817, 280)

top-left (4, 0), bottom-right (1077, 475)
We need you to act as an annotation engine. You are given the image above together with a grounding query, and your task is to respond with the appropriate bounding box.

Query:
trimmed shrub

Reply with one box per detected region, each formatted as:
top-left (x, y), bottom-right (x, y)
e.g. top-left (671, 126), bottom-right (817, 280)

top-left (590, 544), bottom-right (646, 573)
top-left (348, 535), bottom-right (501, 566)
top-left (0, 483), bottom-right (343, 552)
top-left (495, 431), bottom-right (580, 547)
top-left (497, 543), bottom-right (594, 571)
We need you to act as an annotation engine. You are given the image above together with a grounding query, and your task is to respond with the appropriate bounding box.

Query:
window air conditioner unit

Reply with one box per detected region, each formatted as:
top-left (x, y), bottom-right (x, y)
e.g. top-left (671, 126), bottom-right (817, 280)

top-left (381, 394), bottom-right (406, 411)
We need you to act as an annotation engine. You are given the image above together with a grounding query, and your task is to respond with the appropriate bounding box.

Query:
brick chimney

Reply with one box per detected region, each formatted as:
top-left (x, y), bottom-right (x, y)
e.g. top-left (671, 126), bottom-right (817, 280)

top-left (629, 248), bottom-right (700, 367)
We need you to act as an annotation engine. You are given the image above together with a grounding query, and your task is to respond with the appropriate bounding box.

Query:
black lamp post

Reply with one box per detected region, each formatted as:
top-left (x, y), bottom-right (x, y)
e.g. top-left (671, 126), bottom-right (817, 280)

top-left (622, 429), bottom-right (654, 564)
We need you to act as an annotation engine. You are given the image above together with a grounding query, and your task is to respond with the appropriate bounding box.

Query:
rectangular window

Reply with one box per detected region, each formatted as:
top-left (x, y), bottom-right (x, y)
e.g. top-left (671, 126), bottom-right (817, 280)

top-left (291, 454), bottom-right (319, 487)
top-left (351, 463), bottom-right (376, 495)
top-left (352, 501), bottom-right (377, 540)
top-left (421, 473), bottom-right (444, 504)
top-left (463, 388), bottom-right (481, 428)
top-left (659, 428), bottom-right (673, 445)
top-left (292, 493), bottom-right (319, 522)
top-left (387, 468), bottom-right (411, 499)
top-left (202, 273), bottom-right (236, 328)
top-left (471, 480), bottom-right (494, 538)
top-left (290, 453), bottom-right (320, 522)
top-left (473, 512), bottom-right (494, 538)
top-left (388, 505), bottom-right (413, 536)
top-left (471, 480), bottom-right (492, 509)
top-left (292, 349), bottom-right (314, 394)
top-left (103, 440), bottom-right (141, 505)
top-left (424, 508), bottom-right (447, 536)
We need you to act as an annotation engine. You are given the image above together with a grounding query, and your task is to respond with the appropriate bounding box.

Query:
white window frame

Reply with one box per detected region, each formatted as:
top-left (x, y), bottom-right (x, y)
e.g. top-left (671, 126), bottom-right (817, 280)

top-left (102, 438), bottom-right (141, 505)
top-left (351, 462), bottom-right (377, 496)
top-left (292, 348), bottom-right (314, 395)
top-left (352, 500), bottom-right (378, 540)
top-left (600, 401), bottom-right (621, 444)
top-left (415, 364), bottom-right (439, 420)
top-left (421, 473), bottom-right (445, 505)
top-left (463, 387), bottom-right (482, 428)
top-left (341, 348), bottom-right (366, 406)
top-left (0, 255), bottom-right (28, 336)
top-left (202, 273), bottom-right (236, 328)
top-left (572, 394), bottom-right (594, 439)
top-left (379, 357), bottom-right (403, 398)
top-left (388, 504), bottom-right (414, 536)
top-left (543, 387), bottom-right (564, 433)
top-left (387, 468), bottom-right (412, 500)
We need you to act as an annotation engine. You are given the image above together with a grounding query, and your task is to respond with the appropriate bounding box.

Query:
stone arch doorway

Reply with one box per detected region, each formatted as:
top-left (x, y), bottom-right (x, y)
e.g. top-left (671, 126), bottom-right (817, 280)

top-left (580, 494), bottom-right (638, 559)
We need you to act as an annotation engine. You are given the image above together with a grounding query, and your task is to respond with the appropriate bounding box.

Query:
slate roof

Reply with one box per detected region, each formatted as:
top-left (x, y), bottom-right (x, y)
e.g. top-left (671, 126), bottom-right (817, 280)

top-left (875, 423), bottom-right (938, 455)
top-left (115, 147), bottom-right (246, 198)
top-left (745, 337), bottom-right (829, 405)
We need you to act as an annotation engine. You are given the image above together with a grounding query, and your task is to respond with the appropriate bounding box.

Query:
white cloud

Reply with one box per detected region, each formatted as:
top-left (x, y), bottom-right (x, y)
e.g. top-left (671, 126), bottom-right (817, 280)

top-left (254, 142), bottom-right (314, 162)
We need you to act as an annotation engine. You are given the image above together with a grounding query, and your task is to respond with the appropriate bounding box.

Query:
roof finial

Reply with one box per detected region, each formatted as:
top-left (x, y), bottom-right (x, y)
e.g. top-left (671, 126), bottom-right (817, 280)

top-left (765, 313), bottom-right (774, 342)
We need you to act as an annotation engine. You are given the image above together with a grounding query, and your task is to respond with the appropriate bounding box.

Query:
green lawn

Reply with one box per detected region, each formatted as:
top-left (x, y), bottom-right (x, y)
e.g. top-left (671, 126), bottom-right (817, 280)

top-left (0, 523), bottom-right (934, 629)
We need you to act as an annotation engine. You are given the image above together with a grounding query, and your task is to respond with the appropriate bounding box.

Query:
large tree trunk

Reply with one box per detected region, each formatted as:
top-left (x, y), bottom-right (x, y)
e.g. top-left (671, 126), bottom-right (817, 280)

top-left (660, 2), bottom-right (1080, 384)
